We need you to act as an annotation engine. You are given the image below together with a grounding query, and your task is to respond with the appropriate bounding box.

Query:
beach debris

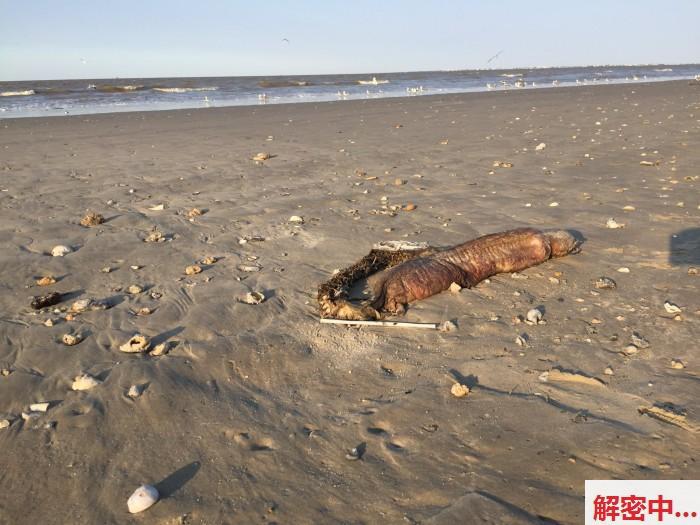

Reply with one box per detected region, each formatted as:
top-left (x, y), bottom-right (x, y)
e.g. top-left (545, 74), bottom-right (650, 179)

top-left (622, 344), bottom-right (638, 356)
top-left (29, 402), bottom-right (50, 412)
top-left (526, 307), bottom-right (544, 325)
top-left (70, 299), bottom-right (93, 313)
top-left (493, 161), bottom-right (514, 168)
top-left (670, 359), bottom-right (685, 370)
top-left (144, 229), bottom-right (164, 243)
top-left (201, 256), bottom-right (217, 265)
top-left (288, 215), bottom-right (304, 224)
top-left (689, 267), bottom-right (698, 275)
top-left (639, 160), bottom-right (659, 167)
top-left (51, 245), bottom-right (72, 257)
top-left (617, 267), bottom-right (630, 273)
top-left (43, 319), bottom-right (54, 327)
top-left (239, 291), bottom-right (266, 305)
top-left (62, 333), bottom-right (82, 346)
top-left (238, 264), bottom-right (261, 273)
top-left (36, 276), bottom-right (56, 286)
top-left (185, 264), bottom-right (202, 275)
top-left (535, 142), bottom-right (547, 151)
top-left (403, 203), bottom-right (417, 211)
top-left (605, 218), bottom-right (624, 229)
top-left (515, 334), bottom-right (529, 347)
top-left (345, 443), bottom-right (366, 461)
top-left (127, 285), bottom-right (143, 294)
top-left (319, 318), bottom-right (440, 330)
top-left (252, 152), bottom-right (271, 162)
top-left (127, 384), bottom-right (145, 398)
top-left (622, 205), bottom-right (636, 211)
top-left (101, 266), bottom-right (112, 273)
top-left (631, 332), bottom-right (650, 348)
top-left (135, 307), bottom-right (152, 316)
top-left (149, 342), bottom-right (170, 356)
top-left (148, 204), bottom-right (165, 211)
top-left (79, 211), bottom-right (104, 227)
top-left (0, 418), bottom-right (11, 430)
top-left (663, 301), bottom-right (682, 314)
top-left (186, 207), bottom-right (204, 219)
top-left (604, 367), bottom-right (615, 376)
top-left (449, 282), bottom-right (462, 293)
top-left (439, 320), bottom-right (457, 332)
top-left (127, 485), bottom-right (159, 514)
top-left (450, 383), bottom-right (470, 398)
top-left (538, 369), bottom-right (605, 387)
top-left (549, 202), bottom-right (559, 207)
top-left (594, 277), bottom-right (617, 289)
top-left (119, 335), bottom-right (151, 353)
top-left (638, 404), bottom-right (698, 432)
top-left (31, 292), bottom-right (63, 310)
top-left (71, 374), bottom-right (101, 391)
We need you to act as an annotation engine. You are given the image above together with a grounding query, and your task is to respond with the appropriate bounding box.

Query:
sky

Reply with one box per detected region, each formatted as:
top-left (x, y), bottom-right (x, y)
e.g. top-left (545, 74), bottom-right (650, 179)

top-left (1, 0), bottom-right (699, 81)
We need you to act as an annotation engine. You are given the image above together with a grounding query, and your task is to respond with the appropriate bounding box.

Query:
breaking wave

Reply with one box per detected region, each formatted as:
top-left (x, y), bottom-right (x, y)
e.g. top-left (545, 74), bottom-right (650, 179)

top-left (1, 90), bottom-right (35, 97)
top-left (152, 86), bottom-right (219, 93)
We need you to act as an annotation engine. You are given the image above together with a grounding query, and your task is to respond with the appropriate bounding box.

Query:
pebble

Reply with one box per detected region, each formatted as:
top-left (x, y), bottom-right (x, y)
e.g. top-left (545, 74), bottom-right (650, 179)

top-left (70, 299), bottom-right (92, 313)
top-left (288, 215), bottom-right (305, 224)
top-left (605, 218), bottom-right (624, 229)
top-left (0, 419), bottom-right (11, 430)
top-left (238, 264), bottom-right (261, 273)
top-left (252, 152), bottom-right (271, 162)
top-left (670, 359), bottom-right (685, 370)
top-left (526, 308), bottom-right (543, 325)
top-left (101, 266), bottom-right (112, 273)
top-left (549, 202), bottom-right (559, 207)
top-left (663, 301), bottom-right (681, 314)
top-left (51, 245), bottom-right (72, 257)
top-left (604, 367), bottom-right (615, 376)
top-left (622, 344), bottom-right (638, 356)
top-left (186, 208), bottom-right (203, 219)
top-left (450, 383), bottom-right (470, 398)
top-left (119, 335), bottom-right (151, 353)
top-left (36, 276), bottom-right (56, 286)
top-left (515, 334), bottom-right (528, 347)
top-left (62, 333), bottom-right (81, 346)
top-left (449, 282), bottom-right (462, 293)
top-left (149, 342), bottom-right (170, 356)
top-left (688, 267), bottom-right (698, 275)
top-left (201, 256), bottom-right (217, 265)
top-left (127, 285), bottom-right (143, 294)
top-left (345, 444), bottom-right (365, 461)
top-left (622, 205), bottom-right (636, 211)
top-left (185, 265), bottom-right (202, 275)
top-left (127, 485), bottom-right (159, 514)
top-left (535, 142), bottom-right (546, 151)
top-left (29, 402), bottom-right (49, 412)
top-left (403, 203), bottom-right (417, 211)
top-left (594, 277), bottom-right (617, 289)
top-left (144, 230), bottom-right (164, 243)
top-left (31, 292), bottom-right (62, 310)
top-left (127, 384), bottom-right (144, 398)
top-left (71, 374), bottom-right (101, 391)
top-left (617, 267), bottom-right (630, 273)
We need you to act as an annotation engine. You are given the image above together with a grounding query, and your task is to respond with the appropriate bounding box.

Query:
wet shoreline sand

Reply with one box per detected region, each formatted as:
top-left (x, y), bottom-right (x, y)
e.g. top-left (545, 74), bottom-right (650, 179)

top-left (1, 80), bottom-right (698, 523)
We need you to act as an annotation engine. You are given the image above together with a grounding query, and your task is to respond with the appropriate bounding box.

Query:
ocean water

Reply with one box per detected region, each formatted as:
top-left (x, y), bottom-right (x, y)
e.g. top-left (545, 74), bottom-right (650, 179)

top-left (1, 64), bottom-right (699, 119)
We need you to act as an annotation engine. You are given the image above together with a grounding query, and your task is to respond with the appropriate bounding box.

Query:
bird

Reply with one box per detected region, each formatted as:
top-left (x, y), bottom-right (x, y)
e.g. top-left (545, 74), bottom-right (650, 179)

top-left (486, 49), bottom-right (504, 65)
top-left (282, 38), bottom-right (290, 44)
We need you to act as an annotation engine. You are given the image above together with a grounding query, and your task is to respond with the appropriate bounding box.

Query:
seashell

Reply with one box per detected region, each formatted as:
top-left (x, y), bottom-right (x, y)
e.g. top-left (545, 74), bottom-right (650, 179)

top-left (688, 267), bottom-right (698, 275)
top-left (70, 299), bottom-right (93, 313)
top-left (144, 229), bottom-right (164, 243)
top-left (185, 265), bottom-right (202, 275)
top-left (449, 282), bottom-right (462, 293)
top-left (127, 384), bottom-right (145, 398)
top-left (148, 204), bottom-right (165, 211)
top-left (29, 402), bottom-right (49, 412)
top-left (622, 344), bottom-right (638, 356)
top-left (31, 292), bottom-right (63, 310)
top-left (127, 285), bottom-right (143, 294)
top-left (201, 256), bottom-right (216, 265)
top-left (71, 374), bottom-right (101, 391)
top-left (549, 202), bottom-right (559, 207)
top-left (604, 367), bottom-right (615, 376)
top-left (149, 342), bottom-right (170, 356)
top-left (403, 203), bottom-right (417, 211)
top-left (622, 205), bottom-right (636, 211)
top-left (288, 215), bottom-right (304, 224)
top-left (36, 276), bottom-right (56, 286)
top-left (51, 245), bottom-right (72, 257)
top-left (101, 266), bottom-right (112, 273)
top-left (617, 267), bottom-right (630, 273)
top-left (136, 307), bottom-right (152, 316)
top-left (1, 368), bottom-right (12, 376)
top-left (186, 208), bottom-right (203, 219)
top-left (252, 152), bottom-right (271, 162)
top-left (639, 160), bottom-right (657, 166)
top-left (238, 264), bottom-right (261, 273)
top-left (535, 142), bottom-right (546, 151)
top-left (663, 301), bottom-right (681, 314)
top-left (670, 359), bottom-right (685, 370)
top-left (127, 484), bottom-right (159, 514)
top-left (526, 308), bottom-right (543, 324)
top-left (515, 334), bottom-right (528, 347)
top-left (594, 277), bottom-right (616, 289)
top-left (119, 335), bottom-right (151, 353)
top-left (79, 211), bottom-right (104, 227)
top-left (0, 419), bottom-right (11, 430)
top-left (450, 383), bottom-right (470, 398)
top-left (62, 333), bottom-right (81, 346)
top-left (240, 291), bottom-right (265, 305)
top-left (605, 218), bottom-right (624, 229)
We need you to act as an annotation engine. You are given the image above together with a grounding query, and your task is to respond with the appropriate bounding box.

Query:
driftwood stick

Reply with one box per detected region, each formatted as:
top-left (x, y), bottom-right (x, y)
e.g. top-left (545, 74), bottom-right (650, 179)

top-left (320, 318), bottom-right (439, 329)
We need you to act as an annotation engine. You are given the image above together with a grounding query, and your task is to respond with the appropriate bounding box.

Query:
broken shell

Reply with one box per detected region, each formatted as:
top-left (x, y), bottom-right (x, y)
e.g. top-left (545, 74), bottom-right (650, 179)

top-left (186, 208), bottom-right (203, 219)
top-left (663, 301), bottom-right (681, 314)
top-left (127, 285), bottom-right (143, 294)
top-left (119, 335), bottom-right (151, 353)
top-left (594, 277), bottom-right (617, 289)
top-left (449, 282), bottom-right (462, 293)
top-left (79, 211), bottom-right (105, 227)
top-left (670, 359), bottom-right (685, 370)
top-left (101, 266), bottom-right (112, 273)
top-left (622, 344), bottom-right (638, 356)
top-left (62, 333), bottom-right (82, 346)
top-left (144, 229), bottom-right (164, 243)
top-left (288, 215), bottom-right (304, 224)
top-left (31, 291), bottom-right (63, 310)
top-left (617, 267), bottom-right (630, 273)
top-left (238, 264), bottom-right (261, 273)
top-left (622, 205), bottom-right (636, 211)
top-left (0, 419), bottom-right (11, 430)
top-left (252, 152), bottom-right (271, 162)
top-left (136, 307), bottom-right (152, 316)
top-left (71, 374), bottom-right (101, 391)
top-left (450, 383), bottom-right (470, 398)
top-left (127, 484), bottom-right (159, 514)
top-left (240, 291), bottom-right (265, 305)
top-left (29, 402), bottom-right (49, 412)
top-left (605, 218), bottom-right (624, 229)
top-left (439, 320), bottom-right (457, 332)
top-left (149, 342), bottom-right (170, 356)
top-left (493, 161), bottom-right (514, 168)
top-left (631, 332), bottom-right (650, 348)
top-left (526, 308), bottom-right (543, 324)
top-left (148, 204), bottom-right (165, 211)
top-left (604, 367), bottom-right (615, 376)
top-left (36, 276), bottom-right (56, 286)
top-left (70, 298), bottom-right (93, 313)
top-left (535, 142), bottom-right (546, 151)
top-left (201, 256), bottom-right (216, 265)
top-left (185, 265), bottom-right (202, 275)
top-left (127, 384), bottom-right (144, 398)
top-left (51, 245), bottom-right (72, 257)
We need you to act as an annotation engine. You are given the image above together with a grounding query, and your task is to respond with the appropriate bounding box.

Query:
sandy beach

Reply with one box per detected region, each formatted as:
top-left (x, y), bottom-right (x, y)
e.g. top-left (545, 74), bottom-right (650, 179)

top-left (1, 80), bottom-right (698, 524)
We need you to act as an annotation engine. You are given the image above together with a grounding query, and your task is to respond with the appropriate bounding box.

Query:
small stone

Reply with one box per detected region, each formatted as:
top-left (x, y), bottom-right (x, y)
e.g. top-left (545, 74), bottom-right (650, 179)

top-left (450, 383), bottom-right (470, 398)
top-left (604, 367), bottom-right (615, 376)
top-left (622, 344), bottom-right (638, 356)
top-left (130, 265), bottom-right (141, 271)
top-left (136, 307), bottom-right (152, 316)
top-left (43, 318), bottom-right (54, 327)
top-left (0, 419), bottom-right (11, 430)
top-left (71, 374), bottom-right (101, 391)
top-left (515, 334), bottom-right (528, 347)
top-left (670, 359), bottom-right (685, 370)
top-left (493, 161), bottom-right (513, 168)
top-left (127, 384), bottom-right (144, 398)
top-left (127, 285), bottom-right (143, 294)
top-left (535, 142), bottom-right (546, 151)
top-left (622, 205), bottom-right (636, 211)
top-left (617, 267), bottom-right (630, 273)
top-left (101, 266), bottom-right (112, 273)
top-left (70, 299), bottom-right (93, 313)
top-left (549, 202), bottom-right (559, 207)
top-left (127, 485), bottom-right (159, 514)
top-left (31, 292), bottom-right (62, 310)
top-left (36, 276), bottom-right (56, 286)
top-left (394, 178), bottom-right (406, 186)
top-left (119, 335), bottom-right (151, 353)
top-left (149, 342), bottom-right (170, 356)
top-left (79, 211), bottom-right (104, 227)
top-left (688, 267), bottom-right (698, 275)
top-left (1, 368), bottom-right (11, 376)
top-left (51, 245), bottom-right (72, 257)
top-left (29, 402), bottom-right (49, 412)
top-left (238, 264), bottom-right (261, 273)
top-left (288, 215), bottom-right (304, 224)
top-left (449, 282), bottom-right (462, 293)
top-left (239, 291), bottom-right (265, 305)
top-left (605, 218), bottom-right (624, 229)
top-left (403, 203), bottom-right (417, 211)
top-left (663, 301), bottom-right (681, 314)
top-left (526, 308), bottom-right (543, 325)
top-left (185, 265), bottom-right (202, 275)
top-left (62, 333), bottom-right (81, 346)
top-left (594, 277), bottom-right (617, 289)
top-left (144, 229), bottom-right (164, 243)
top-left (252, 152), bottom-right (271, 162)
top-left (201, 256), bottom-right (217, 265)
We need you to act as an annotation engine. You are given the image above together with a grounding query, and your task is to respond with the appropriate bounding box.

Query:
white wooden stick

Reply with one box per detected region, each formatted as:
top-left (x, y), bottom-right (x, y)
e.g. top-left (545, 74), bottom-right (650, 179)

top-left (320, 318), bottom-right (440, 329)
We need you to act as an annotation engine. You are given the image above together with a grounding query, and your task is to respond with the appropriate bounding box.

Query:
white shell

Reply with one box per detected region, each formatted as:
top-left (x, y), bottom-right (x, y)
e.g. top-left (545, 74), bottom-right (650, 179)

top-left (605, 218), bottom-right (624, 229)
top-left (119, 335), bottom-right (151, 353)
top-left (288, 215), bottom-right (304, 224)
top-left (664, 301), bottom-right (681, 314)
top-left (526, 308), bottom-right (543, 324)
top-left (127, 484), bottom-right (159, 513)
top-left (51, 245), bottom-right (72, 257)
top-left (71, 374), bottom-right (101, 391)
top-left (70, 299), bottom-right (92, 313)
top-left (535, 142), bottom-right (546, 151)
top-left (127, 384), bottom-right (144, 398)
top-left (29, 402), bottom-right (49, 412)
top-left (240, 291), bottom-right (265, 305)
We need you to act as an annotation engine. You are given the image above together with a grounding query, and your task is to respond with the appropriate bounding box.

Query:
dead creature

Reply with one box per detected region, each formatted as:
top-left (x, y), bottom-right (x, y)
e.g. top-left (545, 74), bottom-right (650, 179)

top-left (318, 228), bottom-right (580, 320)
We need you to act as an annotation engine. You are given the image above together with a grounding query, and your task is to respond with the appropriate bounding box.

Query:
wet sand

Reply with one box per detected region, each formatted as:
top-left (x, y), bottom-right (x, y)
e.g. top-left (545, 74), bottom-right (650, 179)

top-left (1, 80), bottom-right (699, 524)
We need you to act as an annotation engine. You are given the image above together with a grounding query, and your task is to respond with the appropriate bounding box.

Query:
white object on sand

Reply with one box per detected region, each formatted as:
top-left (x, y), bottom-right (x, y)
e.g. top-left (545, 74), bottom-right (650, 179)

top-left (320, 318), bottom-right (439, 330)
top-left (127, 484), bottom-right (159, 513)
top-left (51, 245), bottom-right (72, 257)
top-left (71, 374), bottom-right (101, 391)
top-left (605, 218), bottom-right (624, 229)
top-left (663, 301), bottom-right (681, 314)
top-left (535, 142), bottom-right (546, 151)
top-left (29, 402), bottom-right (49, 412)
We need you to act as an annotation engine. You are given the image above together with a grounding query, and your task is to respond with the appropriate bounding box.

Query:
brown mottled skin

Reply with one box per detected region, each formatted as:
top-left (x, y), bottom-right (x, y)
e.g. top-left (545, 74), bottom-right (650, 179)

top-left (370, 228), bottom-right (579, 315)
